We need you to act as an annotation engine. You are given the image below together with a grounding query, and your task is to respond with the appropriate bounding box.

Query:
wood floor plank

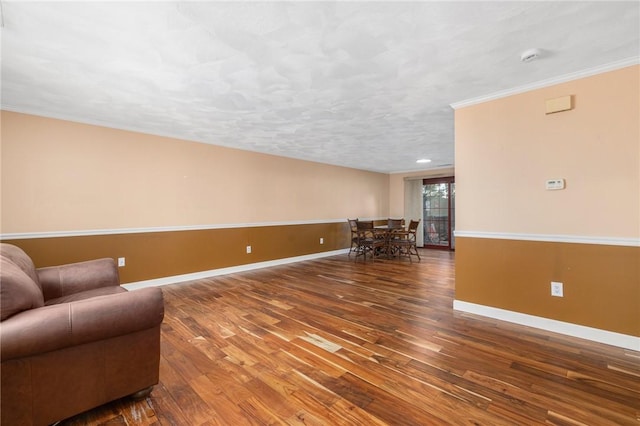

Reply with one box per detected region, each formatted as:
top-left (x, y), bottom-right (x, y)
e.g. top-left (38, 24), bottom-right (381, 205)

top-left (187, 375), bottom-right (230, 426)
top-left (59, 250), bottom-right (640, 425)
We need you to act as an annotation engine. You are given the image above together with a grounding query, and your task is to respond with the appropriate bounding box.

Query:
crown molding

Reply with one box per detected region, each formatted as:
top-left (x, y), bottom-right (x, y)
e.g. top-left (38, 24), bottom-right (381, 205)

top-left (450, 57), bottom-right (640, 110)
top-left (389, 165), bottom-right (455, 175)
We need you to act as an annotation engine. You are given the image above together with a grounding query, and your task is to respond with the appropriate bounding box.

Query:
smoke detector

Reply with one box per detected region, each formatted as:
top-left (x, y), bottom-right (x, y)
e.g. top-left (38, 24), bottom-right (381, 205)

top-left (520, 48), bottom-right (542, 63)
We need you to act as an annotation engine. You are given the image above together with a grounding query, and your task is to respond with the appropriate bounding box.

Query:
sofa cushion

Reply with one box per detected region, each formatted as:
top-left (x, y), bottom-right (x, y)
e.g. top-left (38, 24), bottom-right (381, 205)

top-left (0, 244), bottom-right (42, 292)
top-left (45, 285), bottom-right (127, 306)
top-left (1, 257), bottom-right (45, 320)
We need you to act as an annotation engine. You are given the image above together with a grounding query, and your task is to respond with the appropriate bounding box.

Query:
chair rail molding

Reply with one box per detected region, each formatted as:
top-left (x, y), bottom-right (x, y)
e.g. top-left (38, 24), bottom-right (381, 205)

top-left (454, 230), bottom-right (640, 247)
top-left (1, 218), bottom-right (387, 240)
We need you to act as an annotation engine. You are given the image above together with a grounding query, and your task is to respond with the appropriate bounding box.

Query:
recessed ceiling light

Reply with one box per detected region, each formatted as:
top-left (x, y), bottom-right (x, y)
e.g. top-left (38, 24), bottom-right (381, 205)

top-left (416, 159), bottom-right (431, 164)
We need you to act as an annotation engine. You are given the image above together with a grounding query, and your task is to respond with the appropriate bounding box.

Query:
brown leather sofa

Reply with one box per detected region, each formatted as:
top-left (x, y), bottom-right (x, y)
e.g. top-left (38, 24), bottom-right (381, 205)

top-left (0, 243), bottom-right (164, 425)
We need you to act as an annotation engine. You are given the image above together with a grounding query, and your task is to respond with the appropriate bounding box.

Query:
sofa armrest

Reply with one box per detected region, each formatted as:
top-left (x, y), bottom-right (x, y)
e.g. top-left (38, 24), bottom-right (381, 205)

top-left (0, 287), bottom-right (164, 361)
top-left (37, 258), bottom-right (119, 301)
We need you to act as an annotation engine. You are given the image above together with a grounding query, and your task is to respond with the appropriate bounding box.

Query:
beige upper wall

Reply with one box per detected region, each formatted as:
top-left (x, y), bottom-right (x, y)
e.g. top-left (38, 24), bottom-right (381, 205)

top-left (455, 65), bottom-right (639, 238)
top-left (1, 111), bottom-right (389, 233)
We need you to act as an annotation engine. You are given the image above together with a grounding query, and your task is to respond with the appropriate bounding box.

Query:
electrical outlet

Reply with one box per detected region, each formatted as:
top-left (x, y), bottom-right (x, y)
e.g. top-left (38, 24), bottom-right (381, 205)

top-left (117, 257), bottom-right (125, 267)
top-left (320, 237), bottom-right (324, 244)
top-left (551, 281), bottom-right (563, 297)
top-left (246, 245), bottom-right (252, 254)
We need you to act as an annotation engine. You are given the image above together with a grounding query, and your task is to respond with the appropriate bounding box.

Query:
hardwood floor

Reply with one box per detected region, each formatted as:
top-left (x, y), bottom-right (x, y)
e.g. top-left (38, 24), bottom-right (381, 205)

top-left (61, 250), bottom-right (639, 425)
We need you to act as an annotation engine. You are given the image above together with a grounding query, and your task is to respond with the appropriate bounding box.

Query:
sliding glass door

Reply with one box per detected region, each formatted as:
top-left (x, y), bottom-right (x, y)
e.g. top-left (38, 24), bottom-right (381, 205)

top-left (423, 177), bottom-right (455, 250)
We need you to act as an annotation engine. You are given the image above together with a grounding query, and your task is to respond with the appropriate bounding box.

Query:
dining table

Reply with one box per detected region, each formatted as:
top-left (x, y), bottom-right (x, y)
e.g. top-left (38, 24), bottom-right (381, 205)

top-left (373, 225), bottom-right (410, 258)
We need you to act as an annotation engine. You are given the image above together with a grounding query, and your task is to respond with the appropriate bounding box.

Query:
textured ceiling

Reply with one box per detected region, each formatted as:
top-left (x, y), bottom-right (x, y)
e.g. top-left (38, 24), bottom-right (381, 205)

top-left (2, 2), bottom-right (639, 173)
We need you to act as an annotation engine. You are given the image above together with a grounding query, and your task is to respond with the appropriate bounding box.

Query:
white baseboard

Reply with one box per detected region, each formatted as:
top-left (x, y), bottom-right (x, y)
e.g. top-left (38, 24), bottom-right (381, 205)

top-left (453, 300), bottom-right (640, 351)
top-left (122, 249), bottom-right (349, 291)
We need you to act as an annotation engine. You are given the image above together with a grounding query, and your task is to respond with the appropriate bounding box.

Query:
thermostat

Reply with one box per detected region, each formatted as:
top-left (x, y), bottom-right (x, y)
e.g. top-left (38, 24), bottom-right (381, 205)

top-left (545, 179), bottom-right (565, 190)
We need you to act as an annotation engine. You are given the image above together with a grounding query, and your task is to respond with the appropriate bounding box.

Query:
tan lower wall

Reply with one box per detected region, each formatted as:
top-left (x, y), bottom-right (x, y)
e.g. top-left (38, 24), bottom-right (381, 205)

top-left (455, 237), bottom-right (640, 337)
top-left (3, 222), bottom-right (351, 284)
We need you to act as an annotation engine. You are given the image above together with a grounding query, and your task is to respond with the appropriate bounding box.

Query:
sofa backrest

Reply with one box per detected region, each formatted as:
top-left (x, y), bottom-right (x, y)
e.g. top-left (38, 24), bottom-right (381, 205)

top-left (1, 244), bottom-right (42, 290)
top-left (0, 244), bottom-right (45, 320)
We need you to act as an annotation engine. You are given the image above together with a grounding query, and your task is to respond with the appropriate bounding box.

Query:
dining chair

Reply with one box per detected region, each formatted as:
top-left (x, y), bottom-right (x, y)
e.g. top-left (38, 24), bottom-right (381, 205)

top-left (386, 218), bottom-right (405, 257)
top-left (354, 220), bottom-right (385, 262)
top-left (387, 218), bottom-right (404, 230)
top-left (347, 218), bottom-right (359, 256)
top-left (392, 219), bottom-right (421, 262)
